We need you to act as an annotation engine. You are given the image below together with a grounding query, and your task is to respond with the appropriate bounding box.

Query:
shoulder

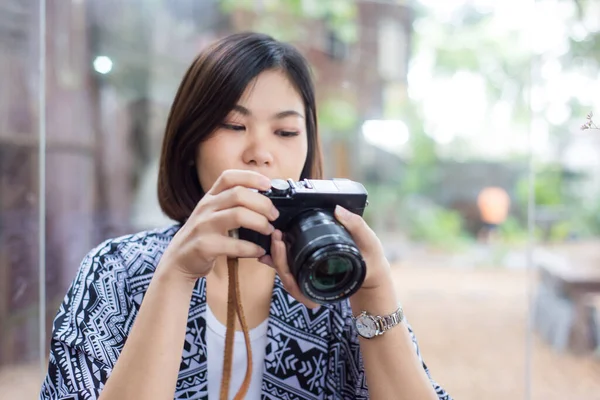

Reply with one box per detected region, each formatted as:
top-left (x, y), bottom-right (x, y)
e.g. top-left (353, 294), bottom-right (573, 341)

top-left (77, 224), bottom-right (180, 281)
top-left (62, 224), bottom-right (181, 324)
top-left (51, 225), bottom-right (181, 359)
top-left (86, 224), bottom-right (180, 265)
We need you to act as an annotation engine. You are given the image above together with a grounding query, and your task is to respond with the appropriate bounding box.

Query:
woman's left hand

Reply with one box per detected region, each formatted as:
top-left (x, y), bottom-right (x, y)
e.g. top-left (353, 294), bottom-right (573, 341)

top-left (258, 205), bottom-right (393, 309)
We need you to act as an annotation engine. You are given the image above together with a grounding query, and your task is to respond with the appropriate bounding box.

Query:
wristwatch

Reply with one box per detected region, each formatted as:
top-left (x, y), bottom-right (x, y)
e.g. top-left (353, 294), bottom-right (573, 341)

top-left (353, 305), bottom-right (404, 339)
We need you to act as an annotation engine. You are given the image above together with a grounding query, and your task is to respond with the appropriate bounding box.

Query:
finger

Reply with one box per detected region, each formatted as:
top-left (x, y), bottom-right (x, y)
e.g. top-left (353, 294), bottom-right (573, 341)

top-left (271, 230), bottom-right (320, 309)
top-left (270, 230), bottom-right (290, 275)
top-left (208, 169), bottom-right (272, 196)
top-left (257, 254), bottom-right (274, 267)
top-left (197, 234), bottom-right (266, 259)
top-left (334, 205), bottom-right (377, 250)
top-left (271, 230), bottom-right (295, 285)
top-left (211, 186), bottom-right (279, 222)
top-left (210, 207), bottom-right (275, 236)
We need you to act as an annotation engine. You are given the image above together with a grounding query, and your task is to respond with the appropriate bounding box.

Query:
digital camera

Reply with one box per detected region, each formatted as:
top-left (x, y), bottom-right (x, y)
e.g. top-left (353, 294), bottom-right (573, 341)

top-left (239, 178), bottom-right (369, 304)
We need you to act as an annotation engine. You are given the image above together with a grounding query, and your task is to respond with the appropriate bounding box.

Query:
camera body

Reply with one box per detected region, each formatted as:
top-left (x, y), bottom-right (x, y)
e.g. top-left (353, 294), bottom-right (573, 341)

top-left (239, 178), bottom-right (369, 304)
top-left (238, 178), bottom-right (368, 253)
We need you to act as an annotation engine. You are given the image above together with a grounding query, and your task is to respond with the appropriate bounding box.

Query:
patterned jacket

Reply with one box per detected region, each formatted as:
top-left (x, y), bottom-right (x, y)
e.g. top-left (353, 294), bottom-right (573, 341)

top-left (40, 225), bottom-right (452, 399)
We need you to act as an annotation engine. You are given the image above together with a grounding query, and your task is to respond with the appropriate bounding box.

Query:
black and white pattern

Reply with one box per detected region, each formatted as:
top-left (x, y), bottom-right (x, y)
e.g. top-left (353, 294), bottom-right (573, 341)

top-left (40, 225), bottom-right (451, 400)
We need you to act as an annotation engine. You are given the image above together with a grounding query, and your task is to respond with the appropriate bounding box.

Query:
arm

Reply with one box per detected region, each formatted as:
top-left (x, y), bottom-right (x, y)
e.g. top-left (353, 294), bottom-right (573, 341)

top-left (39, 240), bottom-right (197, 400)
top-left (97, 267), bottom-right (196, 400)
top-left (349, 282), bottom-right (451, 400)
top-left (41, 171), bottom-right (276, 399)
top-left (264, 206), bottom-right (453, 399)
top-left (101, 171), bottom-right (275, 399)
top-left (334, 205), bottom-right (451, 400)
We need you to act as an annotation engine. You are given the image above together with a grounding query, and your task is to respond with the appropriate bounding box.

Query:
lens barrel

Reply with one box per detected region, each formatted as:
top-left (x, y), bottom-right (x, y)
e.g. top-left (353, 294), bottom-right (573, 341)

top-left (284, 210), bottom-right (366, 304)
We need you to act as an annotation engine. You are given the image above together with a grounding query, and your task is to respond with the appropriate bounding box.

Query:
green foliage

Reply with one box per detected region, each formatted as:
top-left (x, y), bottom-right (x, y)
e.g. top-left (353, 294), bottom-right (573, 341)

top-left (319, 97), bottom-right (358, 136)
top-left (567, 33), bottom-right (600, 66)
top-left (498, 217), bottom-right (531, 245)
top-left (217, 0), bottom-right (360, 140)
top-left (516, 165), bottom-right (564, 208)
top-left (396, 103), bottom-right (439, 196)
top-left (512, 162), bottom-right (600, 241)
top-left (406, 202), bottom-right (471, 251)
top-left (515, 163), bottom-right (589, 211)
top-left (218, 0), bottom-right (358, 43)
top-left (584, 203), bottom-right (600, 235)
top-left (549, 220), bottom-right (573, 242)
top-left (565, 201), bottom-right (600, 238)
top-left (361, 183), bottom-right (402, 227)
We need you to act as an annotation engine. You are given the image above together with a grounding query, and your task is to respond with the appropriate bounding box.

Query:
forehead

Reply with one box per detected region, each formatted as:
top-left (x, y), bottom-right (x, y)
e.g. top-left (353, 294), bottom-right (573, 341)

top-left (237, 70), bottom-right (304, 113)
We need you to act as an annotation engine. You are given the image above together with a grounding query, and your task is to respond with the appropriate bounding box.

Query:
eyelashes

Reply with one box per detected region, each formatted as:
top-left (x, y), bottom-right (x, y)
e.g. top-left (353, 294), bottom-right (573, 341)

top-left (220, 123), bottom-right (299, 137)
top-left (221, 123), bottom-right (245, 131)
top-left (276, 130), bottom-right (300, 137)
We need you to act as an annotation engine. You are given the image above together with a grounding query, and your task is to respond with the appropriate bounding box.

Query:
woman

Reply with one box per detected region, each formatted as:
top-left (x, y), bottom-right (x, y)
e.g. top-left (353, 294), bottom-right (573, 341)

top-left (40, 32), bottom-right (451, 400)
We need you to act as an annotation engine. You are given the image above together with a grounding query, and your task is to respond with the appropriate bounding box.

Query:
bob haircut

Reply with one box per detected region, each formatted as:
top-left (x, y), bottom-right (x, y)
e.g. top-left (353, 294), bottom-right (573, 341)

top-left (157, 32), bottom-right (324, 223)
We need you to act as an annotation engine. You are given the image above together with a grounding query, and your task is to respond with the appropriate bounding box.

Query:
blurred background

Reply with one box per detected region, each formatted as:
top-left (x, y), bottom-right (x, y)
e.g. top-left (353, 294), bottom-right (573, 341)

top-left (1, 0), bottom-right (599, 398)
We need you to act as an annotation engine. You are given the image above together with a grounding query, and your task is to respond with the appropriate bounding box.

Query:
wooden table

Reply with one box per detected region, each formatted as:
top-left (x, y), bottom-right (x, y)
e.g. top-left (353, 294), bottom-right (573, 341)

top-left (534, 247), bottom-right (600, 354)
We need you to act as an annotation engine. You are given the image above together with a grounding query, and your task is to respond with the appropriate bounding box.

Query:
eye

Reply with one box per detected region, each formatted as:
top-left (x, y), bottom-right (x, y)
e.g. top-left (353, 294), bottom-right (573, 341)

top-left (276, 130), bottom-right (299, 137)
top-left (222, 123), bottom-right (245, 131)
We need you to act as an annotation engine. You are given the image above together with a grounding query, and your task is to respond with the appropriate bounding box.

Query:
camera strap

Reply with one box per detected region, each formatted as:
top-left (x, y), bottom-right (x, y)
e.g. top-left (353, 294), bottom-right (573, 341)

top-left (219, 231), bottom-right (253, 400)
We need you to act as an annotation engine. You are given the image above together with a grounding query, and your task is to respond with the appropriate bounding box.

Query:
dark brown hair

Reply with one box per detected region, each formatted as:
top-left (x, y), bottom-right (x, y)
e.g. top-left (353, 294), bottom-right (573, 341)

top-left (157, 32), bottom-right (324, 223)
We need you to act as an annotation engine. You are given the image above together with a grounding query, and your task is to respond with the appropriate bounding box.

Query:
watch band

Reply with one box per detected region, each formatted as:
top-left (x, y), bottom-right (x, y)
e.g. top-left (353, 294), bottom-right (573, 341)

top-left (379, 305), bottom-right (404, 333)
top-left (353, 304), bottom-right (404, 339)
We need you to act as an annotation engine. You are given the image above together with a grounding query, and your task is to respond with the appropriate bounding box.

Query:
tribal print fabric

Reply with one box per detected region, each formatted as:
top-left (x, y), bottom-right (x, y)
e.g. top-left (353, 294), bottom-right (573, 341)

top-left (40, 225), bottom-right (451, 400)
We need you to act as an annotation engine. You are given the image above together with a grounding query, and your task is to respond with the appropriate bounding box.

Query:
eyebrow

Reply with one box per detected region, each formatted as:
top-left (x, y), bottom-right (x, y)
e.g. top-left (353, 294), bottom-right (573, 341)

top-left (232, 104), bottom-right (304, 120)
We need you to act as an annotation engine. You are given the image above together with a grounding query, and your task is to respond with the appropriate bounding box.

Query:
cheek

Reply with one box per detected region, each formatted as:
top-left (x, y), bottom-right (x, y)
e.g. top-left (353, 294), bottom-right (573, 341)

top-left (194, 149), bottom-right (213, 192)
top-left (284, 138), bottom-right (309, 177)
top-left (195, 138), bottom-right (230, 191)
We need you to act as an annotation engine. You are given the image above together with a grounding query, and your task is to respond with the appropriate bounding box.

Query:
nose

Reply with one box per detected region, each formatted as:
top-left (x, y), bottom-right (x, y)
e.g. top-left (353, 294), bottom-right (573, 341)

top-left (241, 131), bottom-right (274, 167)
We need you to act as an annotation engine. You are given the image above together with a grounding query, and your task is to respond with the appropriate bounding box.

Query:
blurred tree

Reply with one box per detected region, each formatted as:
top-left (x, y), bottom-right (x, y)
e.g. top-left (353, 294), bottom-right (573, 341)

top-left (516, 164), bottom-right (566, 208)
top-left (412, 0), bottom-right (600, 159)
top-left (218, 0), bottom-right (358, 43)
top-left (218, 0), bottom-right (391, 182)
top-left (412, 2), bottom-right (532, 133)
top-left (216, 0), bottom-right (361, 141)
top-left (399, 103), bottom-right (439, 196)
top-left (318, 97), bottom-right (358, 137)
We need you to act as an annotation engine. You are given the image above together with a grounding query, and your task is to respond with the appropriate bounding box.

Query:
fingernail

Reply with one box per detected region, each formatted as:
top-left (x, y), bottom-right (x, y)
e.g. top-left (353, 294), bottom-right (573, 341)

top-left (271, 207), bottom-right (280, 220)
top-left (335, 205), bottom-right (351, 220)
top-left (261, 177), bottom-right (272, 189)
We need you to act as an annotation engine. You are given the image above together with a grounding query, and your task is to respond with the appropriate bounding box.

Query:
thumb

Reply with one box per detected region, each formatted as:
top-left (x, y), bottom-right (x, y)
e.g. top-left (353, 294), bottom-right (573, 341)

top-left (334, 205), bottom-right (376, 250)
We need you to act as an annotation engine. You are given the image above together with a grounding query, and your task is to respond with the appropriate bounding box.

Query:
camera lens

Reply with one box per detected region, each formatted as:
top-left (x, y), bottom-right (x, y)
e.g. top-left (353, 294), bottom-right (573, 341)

top-left (311, 256), bottom-right (352, 291)
top-left (284, 210), bottom-right (366, 304)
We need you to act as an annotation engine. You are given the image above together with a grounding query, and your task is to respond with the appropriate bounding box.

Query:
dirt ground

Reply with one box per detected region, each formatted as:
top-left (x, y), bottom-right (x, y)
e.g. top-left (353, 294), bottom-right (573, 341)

top-left (393, 263), bottom-right (600, 400)
top-left (1, 264), bottom-right (599, 400)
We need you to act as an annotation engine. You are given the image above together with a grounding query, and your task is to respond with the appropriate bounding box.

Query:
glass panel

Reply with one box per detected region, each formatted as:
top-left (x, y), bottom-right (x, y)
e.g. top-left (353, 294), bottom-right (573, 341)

top-left (29, 0), bottom-right (534, 398)
top-left (0, 0), bottom-right (43, 398)
top-left (15, 0), bottom-right (600, 398)
top-left (529, 0), bottom-right (600, 398)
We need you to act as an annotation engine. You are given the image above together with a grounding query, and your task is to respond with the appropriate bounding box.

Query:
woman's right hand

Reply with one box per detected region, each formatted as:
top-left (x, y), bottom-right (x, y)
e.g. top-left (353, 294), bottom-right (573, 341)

top-left (157, 169), bottom-right (280, 283)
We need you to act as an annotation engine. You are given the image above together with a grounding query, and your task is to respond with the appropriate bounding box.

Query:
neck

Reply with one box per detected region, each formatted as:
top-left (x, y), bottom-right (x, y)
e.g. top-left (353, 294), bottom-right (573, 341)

top-left (211, 256), bottom-right (276, 288)
top-left (206, 256), bottom-right (276, 330)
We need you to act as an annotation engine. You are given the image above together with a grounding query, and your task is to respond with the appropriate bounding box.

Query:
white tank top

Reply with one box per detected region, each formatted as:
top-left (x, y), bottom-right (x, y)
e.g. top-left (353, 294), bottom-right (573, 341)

top-left (206, 305), bottom-right (269, 400)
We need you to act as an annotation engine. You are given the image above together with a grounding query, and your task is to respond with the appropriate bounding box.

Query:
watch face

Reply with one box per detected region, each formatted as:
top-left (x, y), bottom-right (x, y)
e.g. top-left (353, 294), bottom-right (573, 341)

top-left (355, 315), bottom-right (378, 338)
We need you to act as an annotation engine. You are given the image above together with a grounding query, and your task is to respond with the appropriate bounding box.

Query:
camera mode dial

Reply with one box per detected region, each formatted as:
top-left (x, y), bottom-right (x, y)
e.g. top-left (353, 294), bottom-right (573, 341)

top-left (270, 179), bottom-right (291, 196)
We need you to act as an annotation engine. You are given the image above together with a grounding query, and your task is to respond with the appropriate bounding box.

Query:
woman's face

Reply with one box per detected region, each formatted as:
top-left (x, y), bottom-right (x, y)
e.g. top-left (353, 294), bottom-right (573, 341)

top-left (196, 69), bottom-right (309, 192)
